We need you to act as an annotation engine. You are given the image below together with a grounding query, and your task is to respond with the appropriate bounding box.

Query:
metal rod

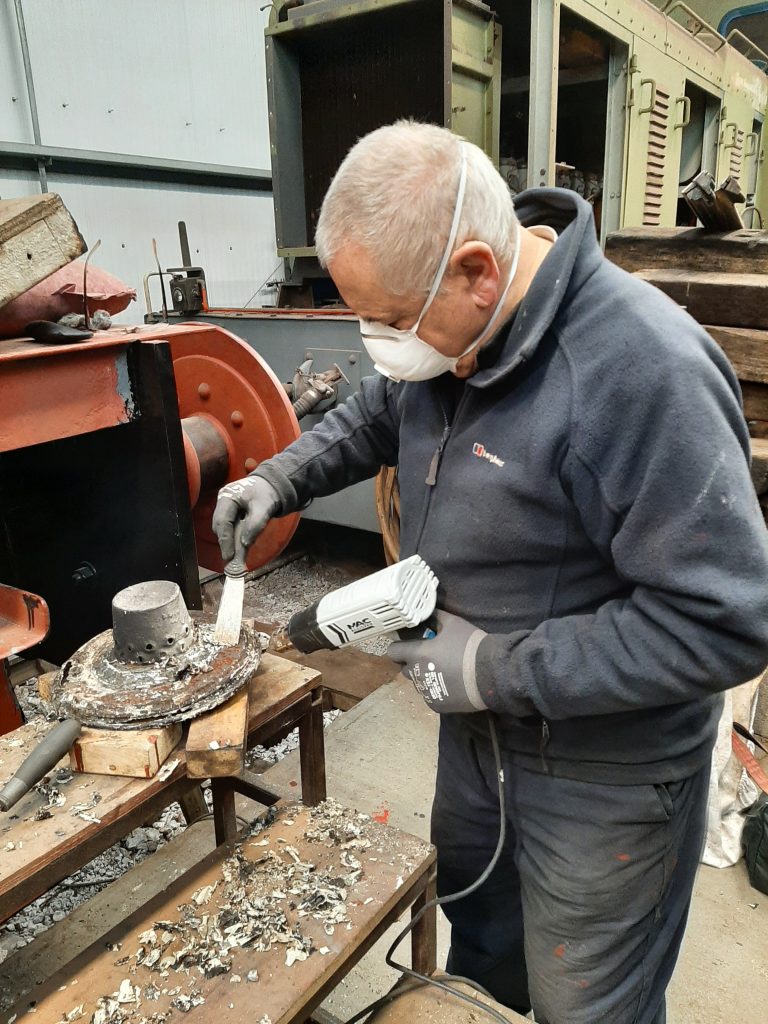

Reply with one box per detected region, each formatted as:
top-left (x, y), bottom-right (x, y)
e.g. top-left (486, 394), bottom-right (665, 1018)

top-left (152, 238), bottom-right (169, 321)
top-left (82, 238), bottom-right (101, 328)
top-left (179, 221), bottom-right (192, 268)
top-left (0, 140), bottom-right (272, 190)
top-left (12, 0), bottom-right (47, 193)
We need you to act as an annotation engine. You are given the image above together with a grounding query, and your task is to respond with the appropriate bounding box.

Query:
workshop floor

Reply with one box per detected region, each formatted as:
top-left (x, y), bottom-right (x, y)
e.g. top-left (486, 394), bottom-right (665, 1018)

top-left (264, 680), bottom-right (768, 1024)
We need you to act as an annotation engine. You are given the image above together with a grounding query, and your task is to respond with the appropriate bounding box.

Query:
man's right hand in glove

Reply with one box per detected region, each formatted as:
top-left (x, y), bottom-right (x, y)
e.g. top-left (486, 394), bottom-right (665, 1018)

top-left (212, 475), bottom-right (282, 563)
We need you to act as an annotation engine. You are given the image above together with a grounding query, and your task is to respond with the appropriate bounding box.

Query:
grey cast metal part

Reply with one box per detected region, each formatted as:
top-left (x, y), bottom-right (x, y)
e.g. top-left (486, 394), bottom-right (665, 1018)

top-left (0, 718), bottom-right (82, 812)
top-left (112, 580), bottom-right (193, 664)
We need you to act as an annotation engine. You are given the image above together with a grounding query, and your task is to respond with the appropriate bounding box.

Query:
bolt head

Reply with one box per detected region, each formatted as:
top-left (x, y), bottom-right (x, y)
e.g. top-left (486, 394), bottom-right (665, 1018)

top-left (231, 410), bottom-right (244, 428)
top-left (244, 458), bottom-right (258, 472)
top-left (198, 382), bottom-right (211, 400)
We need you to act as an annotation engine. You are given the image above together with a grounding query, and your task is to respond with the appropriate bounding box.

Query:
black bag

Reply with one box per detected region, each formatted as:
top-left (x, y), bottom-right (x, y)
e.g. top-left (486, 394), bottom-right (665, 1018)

top-left (743, 796), bottom-right (768, 896)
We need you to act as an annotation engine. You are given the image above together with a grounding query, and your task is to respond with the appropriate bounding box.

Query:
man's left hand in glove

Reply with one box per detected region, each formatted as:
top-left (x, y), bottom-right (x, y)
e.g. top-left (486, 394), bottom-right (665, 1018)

top-left (388, 609), bottom-right (488, 714)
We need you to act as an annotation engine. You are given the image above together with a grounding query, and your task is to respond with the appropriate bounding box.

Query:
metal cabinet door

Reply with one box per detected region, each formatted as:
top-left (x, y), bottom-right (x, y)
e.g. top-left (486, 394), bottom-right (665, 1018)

top-left (623, 33), bottom-right (686, 227)
top-left (448, 0), bottom-right (502, 162)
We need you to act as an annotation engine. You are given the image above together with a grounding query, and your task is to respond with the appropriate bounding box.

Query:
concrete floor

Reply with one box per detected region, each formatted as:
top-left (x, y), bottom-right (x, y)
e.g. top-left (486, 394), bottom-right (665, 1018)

top-left (264, 680), bottom-right (768, 1023)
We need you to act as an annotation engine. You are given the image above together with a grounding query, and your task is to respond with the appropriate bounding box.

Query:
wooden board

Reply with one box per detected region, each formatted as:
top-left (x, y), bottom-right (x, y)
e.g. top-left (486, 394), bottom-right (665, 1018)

top-left (186, 685), bottom-right (250, 778)
top-left (751, 438), bottom-right (768, 495)
top-left (248, 652), bottom-right (321, 735)
top-left (0, 717), bottom-right (193, 923)
top-left (705, 325), bottom-right (768, 384)
top-left (69, 722), bottom-right (182, 778)
top-left (635, 269), bottom-right (768, 329)
top-left (741, 381), bottom-right (768, 428)
top-left (277, 646), bottom-right (399, 711)
top-left (0, 819), bottom-right (216, 1016)
top-left (0, 194), bottom-right (86, 309)
top-left (8, 805), bottom-right (435, 1024)
top-left (0, 653), bottom-right (321, 923)
top-left (606, 227), bottom-right (768, 276)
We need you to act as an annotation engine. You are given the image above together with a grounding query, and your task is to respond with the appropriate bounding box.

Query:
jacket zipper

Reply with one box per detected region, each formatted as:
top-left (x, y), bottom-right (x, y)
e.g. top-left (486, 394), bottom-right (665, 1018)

top-left (540, 718), bottom-right (551, 771)
top-left (425, 421), bottom-right (451, 487)
top-left (414, 387), bottom-right (470, 553)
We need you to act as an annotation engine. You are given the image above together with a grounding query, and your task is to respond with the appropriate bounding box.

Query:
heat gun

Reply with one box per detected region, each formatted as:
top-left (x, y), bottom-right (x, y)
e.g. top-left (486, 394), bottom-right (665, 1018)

top-left (274, 555), bottom-right (438, 654)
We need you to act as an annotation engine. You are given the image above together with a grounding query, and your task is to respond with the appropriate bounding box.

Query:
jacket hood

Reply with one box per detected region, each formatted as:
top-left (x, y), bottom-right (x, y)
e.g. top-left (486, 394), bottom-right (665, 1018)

top-left (469, 188), bottom-right (603, 389)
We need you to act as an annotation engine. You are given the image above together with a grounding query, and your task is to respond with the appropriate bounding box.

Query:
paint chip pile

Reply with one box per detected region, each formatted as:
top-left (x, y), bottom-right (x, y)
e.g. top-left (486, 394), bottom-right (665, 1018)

top-left (49, 802), bottom-right (374, 1024)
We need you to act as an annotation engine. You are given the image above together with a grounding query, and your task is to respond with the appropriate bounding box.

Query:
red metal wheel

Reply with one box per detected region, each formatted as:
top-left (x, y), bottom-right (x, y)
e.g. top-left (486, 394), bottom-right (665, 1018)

top-left (168, 325), bottom-right (301, 572)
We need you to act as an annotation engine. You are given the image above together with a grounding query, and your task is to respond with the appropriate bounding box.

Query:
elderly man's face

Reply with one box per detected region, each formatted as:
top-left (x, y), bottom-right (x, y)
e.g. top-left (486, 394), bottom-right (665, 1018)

top-left (328, 241), bottom-right (503, 376)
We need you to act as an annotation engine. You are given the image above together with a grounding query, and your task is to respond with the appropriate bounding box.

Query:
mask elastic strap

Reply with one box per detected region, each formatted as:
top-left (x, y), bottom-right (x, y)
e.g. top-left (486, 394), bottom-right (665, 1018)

top-left (460, 216), bottom-right (522, 357)
top-left (414, 145), bottom-right (468, 332)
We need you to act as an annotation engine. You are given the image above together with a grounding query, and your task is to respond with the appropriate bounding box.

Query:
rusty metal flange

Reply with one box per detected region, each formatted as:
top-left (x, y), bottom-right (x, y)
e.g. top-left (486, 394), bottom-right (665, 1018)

top-left (52, 614), bottom-right (260, 730)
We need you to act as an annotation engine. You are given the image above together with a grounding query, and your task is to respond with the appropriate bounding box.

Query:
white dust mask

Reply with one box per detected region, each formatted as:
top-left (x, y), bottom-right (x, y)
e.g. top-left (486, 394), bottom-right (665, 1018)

top-left (359, 148), bottom-right (521, 382)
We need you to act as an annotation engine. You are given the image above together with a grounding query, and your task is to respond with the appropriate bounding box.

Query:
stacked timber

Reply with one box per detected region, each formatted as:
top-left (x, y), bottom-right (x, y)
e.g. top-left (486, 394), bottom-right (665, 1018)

top-left (606, 227), bottom-right (768, 518)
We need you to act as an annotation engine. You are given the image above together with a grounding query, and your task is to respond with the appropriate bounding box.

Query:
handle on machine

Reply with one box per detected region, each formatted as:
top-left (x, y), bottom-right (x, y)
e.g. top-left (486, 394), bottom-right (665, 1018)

top-left (674, 95), bottom-right (691, 129)
top-left (638, 78), bottom-right (657, 115)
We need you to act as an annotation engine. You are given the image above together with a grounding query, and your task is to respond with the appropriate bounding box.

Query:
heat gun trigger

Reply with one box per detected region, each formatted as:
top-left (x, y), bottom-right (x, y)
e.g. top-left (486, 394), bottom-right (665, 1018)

top-left (397, 615), bottom-right (438, 642)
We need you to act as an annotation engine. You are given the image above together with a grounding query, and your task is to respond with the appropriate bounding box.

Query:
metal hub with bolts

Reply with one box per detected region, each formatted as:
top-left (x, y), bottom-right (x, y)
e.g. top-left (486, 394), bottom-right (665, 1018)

top-left (168, 325), bottom-right (302, 573)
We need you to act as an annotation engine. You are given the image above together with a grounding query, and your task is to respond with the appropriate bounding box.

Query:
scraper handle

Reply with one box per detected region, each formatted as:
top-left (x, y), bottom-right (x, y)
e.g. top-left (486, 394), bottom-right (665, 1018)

top-left (224, 519), bottom-right (248, 579)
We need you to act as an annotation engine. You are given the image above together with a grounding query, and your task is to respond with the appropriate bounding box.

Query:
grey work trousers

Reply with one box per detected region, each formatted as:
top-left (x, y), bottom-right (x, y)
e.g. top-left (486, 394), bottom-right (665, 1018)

top-left (431, 714), bottom-right (710, 1024)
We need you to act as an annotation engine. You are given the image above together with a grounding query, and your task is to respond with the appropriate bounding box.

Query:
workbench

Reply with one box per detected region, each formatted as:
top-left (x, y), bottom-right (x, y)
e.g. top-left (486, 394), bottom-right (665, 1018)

top-left (6, 804), bottom-right (436, 1024)
top-left (0, 653), bottom-right (326, 924)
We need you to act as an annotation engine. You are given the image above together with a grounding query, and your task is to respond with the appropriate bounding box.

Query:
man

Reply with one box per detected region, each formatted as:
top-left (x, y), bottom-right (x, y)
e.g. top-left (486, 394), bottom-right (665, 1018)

top-left (213, 122), bottom-right (768, 1023)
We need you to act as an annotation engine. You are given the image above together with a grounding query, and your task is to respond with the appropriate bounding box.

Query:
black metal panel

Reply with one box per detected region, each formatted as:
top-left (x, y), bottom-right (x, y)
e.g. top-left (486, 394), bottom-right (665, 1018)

top-left (0, 341), bottom-right (201, 665)
top-left (289, 0), bottom-right (445, 242)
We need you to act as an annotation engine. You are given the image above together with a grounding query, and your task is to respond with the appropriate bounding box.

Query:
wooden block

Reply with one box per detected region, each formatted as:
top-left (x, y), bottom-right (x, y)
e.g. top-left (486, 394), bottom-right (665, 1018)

top-left (186, 685), bottom-right (250, 779)
top-left (0, 194), bottom-right (86, 309)
top-left (705, 325), bottom-right (768, 384)
top-left (606, 226), bottom-right (768, 275)
top-left (36, 671), bottom-right (57, 703)
top-left (69, 723), bottom-right (182, 779)
top-left (635, 269), bottom-right (768, 329)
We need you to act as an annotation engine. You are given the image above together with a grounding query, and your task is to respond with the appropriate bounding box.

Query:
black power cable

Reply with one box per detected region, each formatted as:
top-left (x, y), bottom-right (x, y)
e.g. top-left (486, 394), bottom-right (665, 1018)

top-left (343, 713), bottom-right (512, 1024)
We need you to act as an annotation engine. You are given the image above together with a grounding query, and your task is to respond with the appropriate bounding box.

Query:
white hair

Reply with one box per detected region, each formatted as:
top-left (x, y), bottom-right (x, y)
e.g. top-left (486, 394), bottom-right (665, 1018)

top-left (315, 120), bottom-right (518, 297)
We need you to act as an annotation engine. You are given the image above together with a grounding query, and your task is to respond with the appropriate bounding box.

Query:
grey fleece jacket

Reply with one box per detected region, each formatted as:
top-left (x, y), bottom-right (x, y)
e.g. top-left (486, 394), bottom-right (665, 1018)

top-left (253, 188), bottom-right (768, 784)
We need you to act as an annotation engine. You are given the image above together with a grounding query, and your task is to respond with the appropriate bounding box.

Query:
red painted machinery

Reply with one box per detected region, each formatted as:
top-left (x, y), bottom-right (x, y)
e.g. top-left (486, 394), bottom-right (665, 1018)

top-left (0, 583), bottom-right (50, 733)
top-left (169, 324), bottom-right (300, 571)
top-left (0, 322), bottom-right (301, 723)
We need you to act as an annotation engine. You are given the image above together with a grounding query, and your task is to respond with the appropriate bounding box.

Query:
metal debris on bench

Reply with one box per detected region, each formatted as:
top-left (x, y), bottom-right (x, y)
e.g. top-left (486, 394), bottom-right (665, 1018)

top-left (46, 801), bottom-right (389, 1024)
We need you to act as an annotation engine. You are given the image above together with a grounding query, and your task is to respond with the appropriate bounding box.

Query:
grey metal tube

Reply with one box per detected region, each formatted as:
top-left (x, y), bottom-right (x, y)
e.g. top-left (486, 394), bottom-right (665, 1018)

top-left (0, 718), bottom-right (82, 812)
top-left (12, 0), bottom-right (48, 193)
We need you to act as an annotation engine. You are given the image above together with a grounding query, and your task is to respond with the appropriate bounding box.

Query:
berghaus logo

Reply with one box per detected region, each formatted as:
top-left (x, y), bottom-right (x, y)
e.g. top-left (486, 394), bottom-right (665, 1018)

top-left (472, 442), bottom-right (505, 468)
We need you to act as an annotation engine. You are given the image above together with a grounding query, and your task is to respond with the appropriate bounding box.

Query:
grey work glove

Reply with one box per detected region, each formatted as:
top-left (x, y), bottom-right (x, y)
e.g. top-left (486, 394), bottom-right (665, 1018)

top-left (388, 609), bottom-right (488, 714)
top-left (212, 475), bottom-right (281, 564)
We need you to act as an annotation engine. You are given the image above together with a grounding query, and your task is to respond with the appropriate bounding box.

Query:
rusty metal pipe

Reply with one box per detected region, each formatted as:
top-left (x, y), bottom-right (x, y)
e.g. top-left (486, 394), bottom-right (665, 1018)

top-left (181, 415), bottom-right (230, 506)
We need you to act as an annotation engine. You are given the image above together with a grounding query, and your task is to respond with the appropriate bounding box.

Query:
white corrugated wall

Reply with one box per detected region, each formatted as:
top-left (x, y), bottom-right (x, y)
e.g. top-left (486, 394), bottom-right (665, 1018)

top-left (0, 0), bottom-right (280, 320)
